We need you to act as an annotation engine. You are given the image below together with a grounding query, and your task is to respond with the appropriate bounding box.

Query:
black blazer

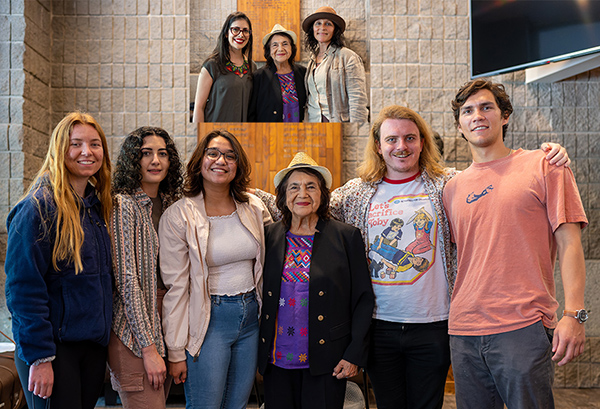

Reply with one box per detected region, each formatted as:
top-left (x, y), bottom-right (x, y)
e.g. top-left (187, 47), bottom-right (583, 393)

top-left (258, 218), bottom-right (374, 376)
top-left (248, 63), bottom-right (307, 122)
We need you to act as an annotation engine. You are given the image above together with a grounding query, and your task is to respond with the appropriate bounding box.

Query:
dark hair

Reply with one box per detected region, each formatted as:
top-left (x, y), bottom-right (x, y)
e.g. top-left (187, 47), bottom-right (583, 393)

top-left (432, 131), bottom-right (444, 157)
top-left (112, 127), bottom-right (183, 203)
top-left (411, 256), bottom-right (430, 273)
top-left (205, 12), bottom-right (254, 76)
top-left (451, 79), bottom-right (514, 141)
top-left (184, 129), bottom-right (250, 203)
top-left (275, 168), bottom-right (330, 228)
top-left (304, 20), bottom-right (346, 56)
top-left (390, 218), bottom-right (404, 228)
top-left (264, 32), bottom-right (297, 68)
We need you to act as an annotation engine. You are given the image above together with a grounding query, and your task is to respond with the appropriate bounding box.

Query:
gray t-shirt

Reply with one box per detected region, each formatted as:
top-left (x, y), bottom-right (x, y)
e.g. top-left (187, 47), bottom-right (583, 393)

top-left (203, 59), bottom-right (256, 122)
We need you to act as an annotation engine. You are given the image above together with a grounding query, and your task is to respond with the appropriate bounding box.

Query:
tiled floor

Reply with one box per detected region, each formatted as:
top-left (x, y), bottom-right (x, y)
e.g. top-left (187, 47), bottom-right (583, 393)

top-left (96, 388), bottom-right (600, 408)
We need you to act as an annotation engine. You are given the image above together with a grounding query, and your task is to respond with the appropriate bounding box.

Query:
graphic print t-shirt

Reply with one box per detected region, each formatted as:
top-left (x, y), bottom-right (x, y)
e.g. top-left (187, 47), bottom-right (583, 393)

top-left (368, 174), bottom-right (449, 323)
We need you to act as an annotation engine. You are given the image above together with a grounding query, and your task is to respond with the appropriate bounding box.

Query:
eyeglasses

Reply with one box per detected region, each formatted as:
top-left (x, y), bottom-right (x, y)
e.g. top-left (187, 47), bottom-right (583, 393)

top-left (205, 147), bottom-right (238, 163)
top-left (230, 27), bottom-right (251, 37)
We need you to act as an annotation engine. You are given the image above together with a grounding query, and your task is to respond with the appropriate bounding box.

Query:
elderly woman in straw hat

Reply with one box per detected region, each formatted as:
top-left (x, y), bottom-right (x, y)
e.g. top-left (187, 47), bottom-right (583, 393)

top-left (257, 152), bottom-right (374, 408)
top-left (249, 24), bottom-right (307, 122)
top-left (303, 6), bottom-right (368, 122)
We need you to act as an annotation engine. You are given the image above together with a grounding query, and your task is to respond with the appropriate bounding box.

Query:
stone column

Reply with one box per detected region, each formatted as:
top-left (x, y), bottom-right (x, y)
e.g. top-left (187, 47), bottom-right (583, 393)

top-left (0, 0), bottom-right (53, 336)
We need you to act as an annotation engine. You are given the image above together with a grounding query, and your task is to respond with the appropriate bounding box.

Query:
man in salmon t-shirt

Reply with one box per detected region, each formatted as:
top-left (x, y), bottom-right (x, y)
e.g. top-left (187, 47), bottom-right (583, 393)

top-left (442, 79), bottom-right (588, 409)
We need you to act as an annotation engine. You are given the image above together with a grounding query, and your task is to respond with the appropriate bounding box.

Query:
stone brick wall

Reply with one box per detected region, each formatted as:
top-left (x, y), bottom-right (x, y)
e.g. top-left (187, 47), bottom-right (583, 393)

top-left (0, 0), bottom-right (53, 336)
top-left (49, 0), bottom-right (192, 160)
top-left (555, 336), bottom-right (600, 388)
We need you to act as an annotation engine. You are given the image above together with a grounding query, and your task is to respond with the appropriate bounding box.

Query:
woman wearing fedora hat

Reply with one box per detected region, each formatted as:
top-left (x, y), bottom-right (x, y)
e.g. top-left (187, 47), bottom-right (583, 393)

top-left (303, 6), bottom-right (368, 123)
top-left (249, 24), bottom-right (307, 122)
top-left (257, 152), bottom-right (374, 408)
top-left (192, 12), bottom-right (256, 123)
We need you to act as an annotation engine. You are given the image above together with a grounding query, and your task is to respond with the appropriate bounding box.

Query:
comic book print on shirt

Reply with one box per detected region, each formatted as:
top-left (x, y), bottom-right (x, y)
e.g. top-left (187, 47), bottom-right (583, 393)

top-left (271, 232), bottom-right (312, 369)
top-left (368, 193), bottom-right (437, 286)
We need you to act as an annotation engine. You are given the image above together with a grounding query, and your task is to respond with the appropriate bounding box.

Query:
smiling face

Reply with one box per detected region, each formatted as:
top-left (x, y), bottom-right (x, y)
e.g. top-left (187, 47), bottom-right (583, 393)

top-left (378, 118), bottom-right (424, 180)
top-left (139, 134), bottom-right (169, 196)
top-left (313, 18), bottom-right (335, 45)
top-left (415, 214), bottom-right (427, 228)
top-left (457, 89), bottom-right (509, 149)
top-left (285, 170), bottom-right (322, 221)
top-left (269, 34), bottom-right (293, 66)
top-left (228, 18), bottom-right (250, 51)
top-left (200, 136), bottom-right (237, 189)
top-left (65, 123), bottom-right (104, 192)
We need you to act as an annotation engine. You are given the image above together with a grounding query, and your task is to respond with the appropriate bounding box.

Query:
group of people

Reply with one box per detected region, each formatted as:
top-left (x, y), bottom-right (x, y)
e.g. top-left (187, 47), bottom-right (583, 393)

top-left (193, 7), bottom-right (368, 123)
top-left (4, 30), bottom-right (588, 409)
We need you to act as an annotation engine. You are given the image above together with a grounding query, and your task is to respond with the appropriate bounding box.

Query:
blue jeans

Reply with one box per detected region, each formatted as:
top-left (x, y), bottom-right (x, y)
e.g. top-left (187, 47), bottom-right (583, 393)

top-left (450, 320), bottom-right (555, 409)
top-left (184, 291), bottom-right (259, 409)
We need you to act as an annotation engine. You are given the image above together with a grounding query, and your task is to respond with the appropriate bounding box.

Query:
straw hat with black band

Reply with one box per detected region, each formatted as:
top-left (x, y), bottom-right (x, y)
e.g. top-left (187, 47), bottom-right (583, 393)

top-left (302, 6), bottom-right (346, 34)
top-left (262, 24), bottom-right (298, 46)
top-left (274, 152), bottom-right (333, 189)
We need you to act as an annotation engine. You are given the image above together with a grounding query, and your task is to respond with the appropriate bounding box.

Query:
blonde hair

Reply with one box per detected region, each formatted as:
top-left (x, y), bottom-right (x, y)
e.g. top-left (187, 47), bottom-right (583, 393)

top-left (358, 105), bottom-right (444, 182)
top-left (25, 111), bottom-right (112, 274)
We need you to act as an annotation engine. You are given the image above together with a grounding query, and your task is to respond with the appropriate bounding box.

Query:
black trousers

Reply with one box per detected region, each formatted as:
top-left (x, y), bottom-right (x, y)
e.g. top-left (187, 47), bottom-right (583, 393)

top-left (15, 340), bottom-right (107, 409)
top-left (263, 363), bottom-right (347, 409)
top-left (367, 319), bottom-right (451, 409)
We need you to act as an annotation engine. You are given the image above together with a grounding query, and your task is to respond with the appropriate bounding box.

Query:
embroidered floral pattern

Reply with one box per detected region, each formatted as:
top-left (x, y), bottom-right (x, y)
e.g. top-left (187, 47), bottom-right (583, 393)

top-left (269, 232), bottom-right (312, 369)
top-left (225, 60), bottom-right (249, 76)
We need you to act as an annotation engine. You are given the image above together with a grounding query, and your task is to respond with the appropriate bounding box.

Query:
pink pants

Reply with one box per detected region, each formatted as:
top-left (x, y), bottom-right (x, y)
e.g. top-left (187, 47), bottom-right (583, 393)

top-left (107, 289), bottom-right (171, 408)
top-left (107, 332), bottom-right (172, 409)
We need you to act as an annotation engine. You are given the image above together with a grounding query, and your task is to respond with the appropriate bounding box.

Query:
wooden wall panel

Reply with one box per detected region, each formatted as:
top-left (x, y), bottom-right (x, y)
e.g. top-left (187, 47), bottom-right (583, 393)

top-left (237, 0), bottom-right (301, 62)
top-left (197, 123), bottom-right (343, 193)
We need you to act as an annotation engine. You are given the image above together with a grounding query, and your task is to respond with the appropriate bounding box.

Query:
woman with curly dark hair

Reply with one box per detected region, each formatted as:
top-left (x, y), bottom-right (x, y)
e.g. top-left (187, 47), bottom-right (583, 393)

top-left (159, 129), bottom-right (271, 408)
top-left (192, 12), bottom-right (255, 122)
top-left (303, 6), bottom-right (368, 122)
top-left (107, 127), bottom-right (183, 409)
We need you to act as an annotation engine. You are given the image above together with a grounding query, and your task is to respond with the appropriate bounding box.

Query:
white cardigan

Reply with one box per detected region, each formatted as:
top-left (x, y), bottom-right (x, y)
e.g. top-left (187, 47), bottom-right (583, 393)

top-left (158, 192), bottom-right (272, 362)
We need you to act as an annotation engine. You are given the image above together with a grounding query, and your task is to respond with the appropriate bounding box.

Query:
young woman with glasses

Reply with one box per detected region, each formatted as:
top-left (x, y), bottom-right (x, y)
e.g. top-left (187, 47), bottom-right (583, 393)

top-left (158, 129), bottom-right (272, 408)
top-left (193, 12), bottom-right (256, 122)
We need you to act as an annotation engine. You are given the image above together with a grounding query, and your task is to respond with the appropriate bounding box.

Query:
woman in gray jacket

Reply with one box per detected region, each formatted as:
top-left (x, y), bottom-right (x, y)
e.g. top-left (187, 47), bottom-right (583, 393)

top-left (303, 6), bottom-right (368, 122)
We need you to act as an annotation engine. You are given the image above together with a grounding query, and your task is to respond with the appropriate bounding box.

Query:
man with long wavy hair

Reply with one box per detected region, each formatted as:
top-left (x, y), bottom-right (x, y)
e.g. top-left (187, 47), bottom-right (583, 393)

top-left (328, 105), bottom-right (456, 408)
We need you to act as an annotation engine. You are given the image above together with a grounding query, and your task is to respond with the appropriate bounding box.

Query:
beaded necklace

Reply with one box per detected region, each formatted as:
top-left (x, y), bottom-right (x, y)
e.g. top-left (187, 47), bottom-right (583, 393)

top-left (225, 60), bottom-right (249, 76)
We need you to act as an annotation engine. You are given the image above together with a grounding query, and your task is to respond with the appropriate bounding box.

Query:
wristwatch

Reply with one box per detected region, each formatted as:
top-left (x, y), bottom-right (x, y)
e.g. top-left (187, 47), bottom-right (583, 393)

top-left (563, 309), bottom-right (589, 324)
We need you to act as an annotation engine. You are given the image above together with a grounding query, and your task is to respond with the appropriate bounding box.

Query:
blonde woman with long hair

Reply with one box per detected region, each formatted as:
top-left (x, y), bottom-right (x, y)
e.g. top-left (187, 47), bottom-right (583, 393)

top-left (5, 112), bottom-right (113, 409)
